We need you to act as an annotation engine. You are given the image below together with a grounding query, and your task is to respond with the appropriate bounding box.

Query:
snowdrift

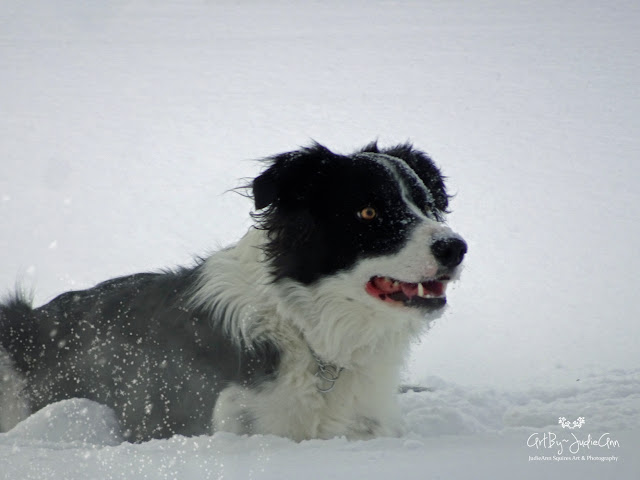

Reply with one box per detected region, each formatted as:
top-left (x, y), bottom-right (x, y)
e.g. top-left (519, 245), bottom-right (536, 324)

top-left (2, 370), bottom-right (638, 479)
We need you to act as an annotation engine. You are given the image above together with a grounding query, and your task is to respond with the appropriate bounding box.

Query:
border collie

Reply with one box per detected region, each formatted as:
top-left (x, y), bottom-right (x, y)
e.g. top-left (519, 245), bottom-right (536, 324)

top-left (0, 142), bottom-right (466, 442)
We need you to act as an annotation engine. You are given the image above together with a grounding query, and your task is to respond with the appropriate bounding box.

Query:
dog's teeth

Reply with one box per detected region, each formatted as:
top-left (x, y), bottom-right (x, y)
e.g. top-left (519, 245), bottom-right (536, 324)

top-left (392, 281), bottom-right (399, 288)
top-left (418, 283), bottom-right (424, 297)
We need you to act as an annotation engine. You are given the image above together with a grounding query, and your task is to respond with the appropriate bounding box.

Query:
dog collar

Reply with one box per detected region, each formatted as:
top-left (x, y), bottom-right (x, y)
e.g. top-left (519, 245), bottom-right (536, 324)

top-left (309, 348), bottom-right (343, 393)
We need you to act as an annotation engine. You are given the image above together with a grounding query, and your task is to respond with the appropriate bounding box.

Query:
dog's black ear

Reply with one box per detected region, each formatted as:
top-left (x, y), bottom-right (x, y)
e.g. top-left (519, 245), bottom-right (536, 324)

top-left (252, 167), bottom-right (278, 210)
top-left (251, 150), bottom-right (297, 210)
top-left (251, 144), bottom-right (336, 211)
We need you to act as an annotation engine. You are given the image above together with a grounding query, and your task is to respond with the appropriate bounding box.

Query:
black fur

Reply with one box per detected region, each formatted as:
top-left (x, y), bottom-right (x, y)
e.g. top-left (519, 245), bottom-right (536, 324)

top-left (251, 142), bottom-right (449, 284)
top-left (360, 142), bottom-right (450, 217)
top-left (0, 267), bottom-right (280, 441)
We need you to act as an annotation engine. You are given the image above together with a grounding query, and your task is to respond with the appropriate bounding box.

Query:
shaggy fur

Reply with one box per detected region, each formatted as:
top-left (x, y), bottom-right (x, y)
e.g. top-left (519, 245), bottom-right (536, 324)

top-left (0, 142), bottom-right (466, 442)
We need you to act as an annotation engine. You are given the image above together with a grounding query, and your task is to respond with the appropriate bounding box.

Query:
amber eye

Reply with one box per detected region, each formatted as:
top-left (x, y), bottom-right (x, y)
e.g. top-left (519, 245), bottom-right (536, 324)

top-left (358, 207), bottom-right (377, 221)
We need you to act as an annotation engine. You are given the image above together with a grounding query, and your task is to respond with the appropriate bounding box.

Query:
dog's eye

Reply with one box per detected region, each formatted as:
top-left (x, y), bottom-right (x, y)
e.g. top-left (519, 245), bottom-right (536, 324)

top-left (358, 207), bottom-right (377, 221)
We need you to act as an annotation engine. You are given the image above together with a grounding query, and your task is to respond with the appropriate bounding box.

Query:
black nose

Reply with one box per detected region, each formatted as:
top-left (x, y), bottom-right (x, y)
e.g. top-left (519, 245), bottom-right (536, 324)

top-left (431, 237), bottom-right (467, 269)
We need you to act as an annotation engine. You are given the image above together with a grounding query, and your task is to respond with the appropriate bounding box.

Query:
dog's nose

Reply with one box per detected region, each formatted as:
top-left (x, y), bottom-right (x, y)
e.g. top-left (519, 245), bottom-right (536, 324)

top-left (431, 237), bottom-right (467, 269)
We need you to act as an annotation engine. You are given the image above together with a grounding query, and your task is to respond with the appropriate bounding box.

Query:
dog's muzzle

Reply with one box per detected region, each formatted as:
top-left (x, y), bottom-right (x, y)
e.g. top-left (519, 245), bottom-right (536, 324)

top-left (365, 235), bottom-right (467, 311)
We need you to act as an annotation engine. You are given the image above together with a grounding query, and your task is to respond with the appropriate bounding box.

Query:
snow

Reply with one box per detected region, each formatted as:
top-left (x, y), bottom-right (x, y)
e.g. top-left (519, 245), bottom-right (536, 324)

top-left (1, 0), bottom-right (639, 478)
top-left (2, 373), bottom-right (638, 479)
top-left (4, 399), bottom-right (122, 447)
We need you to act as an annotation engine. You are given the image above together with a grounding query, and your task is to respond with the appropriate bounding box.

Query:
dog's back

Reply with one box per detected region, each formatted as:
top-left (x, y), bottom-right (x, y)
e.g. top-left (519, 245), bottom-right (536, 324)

top-left (0, 269), bottom-right (279, 441)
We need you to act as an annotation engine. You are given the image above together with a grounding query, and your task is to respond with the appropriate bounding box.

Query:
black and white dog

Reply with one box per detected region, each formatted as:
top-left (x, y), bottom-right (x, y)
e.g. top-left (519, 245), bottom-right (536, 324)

top-left (0, 142), bottom-right (467, 442)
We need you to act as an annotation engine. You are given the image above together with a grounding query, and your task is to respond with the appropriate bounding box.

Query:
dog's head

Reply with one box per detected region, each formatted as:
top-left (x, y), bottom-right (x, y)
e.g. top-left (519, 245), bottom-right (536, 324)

top-left (251, 142), bottom-right (466, 314)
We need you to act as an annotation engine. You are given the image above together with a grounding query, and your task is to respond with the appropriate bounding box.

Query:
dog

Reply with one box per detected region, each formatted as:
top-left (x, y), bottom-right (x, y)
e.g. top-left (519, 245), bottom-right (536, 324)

top-left (0, 142), bottom-right (467, 442)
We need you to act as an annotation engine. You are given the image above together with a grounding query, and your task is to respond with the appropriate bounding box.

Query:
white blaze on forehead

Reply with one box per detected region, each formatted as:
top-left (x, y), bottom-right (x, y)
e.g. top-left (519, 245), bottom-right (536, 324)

top-left (348, 152), bottom-right (458, 282)
top-left (355, 152), bottom-right (436, 219)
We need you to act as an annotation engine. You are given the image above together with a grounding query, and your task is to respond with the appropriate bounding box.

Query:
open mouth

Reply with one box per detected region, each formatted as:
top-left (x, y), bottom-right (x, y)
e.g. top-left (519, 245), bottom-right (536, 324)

top-left (365, 275), bottom-right (449, 310)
